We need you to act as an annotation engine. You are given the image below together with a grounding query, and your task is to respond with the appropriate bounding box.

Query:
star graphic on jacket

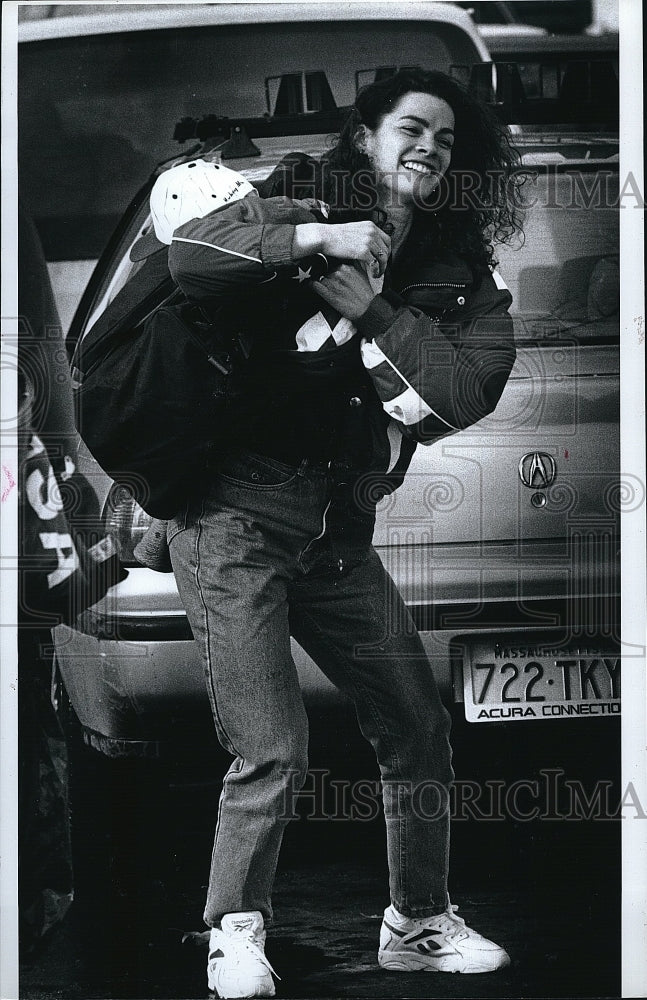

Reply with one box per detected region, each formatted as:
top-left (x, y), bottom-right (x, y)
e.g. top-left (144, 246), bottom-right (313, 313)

top-left (292, 265), bottom-right (312, 283)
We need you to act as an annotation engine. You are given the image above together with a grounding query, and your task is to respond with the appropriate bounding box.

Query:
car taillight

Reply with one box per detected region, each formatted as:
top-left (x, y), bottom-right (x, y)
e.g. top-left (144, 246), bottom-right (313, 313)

top-left (103, 484), bottom-right (153, 565)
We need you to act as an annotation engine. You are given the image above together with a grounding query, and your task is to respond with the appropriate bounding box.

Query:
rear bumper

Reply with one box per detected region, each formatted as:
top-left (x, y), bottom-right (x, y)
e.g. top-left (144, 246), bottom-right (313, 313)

top-left (53, 539), bottom-right (619, 755)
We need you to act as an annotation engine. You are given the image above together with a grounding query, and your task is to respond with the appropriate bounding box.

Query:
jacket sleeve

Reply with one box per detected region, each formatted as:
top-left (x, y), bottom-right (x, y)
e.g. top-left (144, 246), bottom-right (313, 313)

top-left (167, 194), bottom-right (321, 300)
top-left (355, 269), bottom-right (516, 443)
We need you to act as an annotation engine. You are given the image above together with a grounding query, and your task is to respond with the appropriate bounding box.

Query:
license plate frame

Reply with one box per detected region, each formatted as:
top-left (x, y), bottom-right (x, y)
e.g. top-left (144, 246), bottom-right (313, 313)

top-left (461, 638), bottom-right (621, 723)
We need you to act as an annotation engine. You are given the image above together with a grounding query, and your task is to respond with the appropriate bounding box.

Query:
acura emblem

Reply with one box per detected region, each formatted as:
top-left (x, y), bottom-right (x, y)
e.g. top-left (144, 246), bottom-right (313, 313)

top-left (519, 452), bottom-right (557, 490)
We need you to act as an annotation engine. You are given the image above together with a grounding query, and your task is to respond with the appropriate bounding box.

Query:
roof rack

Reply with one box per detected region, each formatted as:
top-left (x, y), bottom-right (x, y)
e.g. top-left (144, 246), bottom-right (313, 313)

top-left (173, 57), bottom-right (618, 157)
top-left (173, 110), bottom-right (352, 156)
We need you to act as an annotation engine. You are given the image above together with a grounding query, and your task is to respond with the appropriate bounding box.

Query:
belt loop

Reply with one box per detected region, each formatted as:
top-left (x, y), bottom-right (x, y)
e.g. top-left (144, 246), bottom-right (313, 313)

top-left (298, 458), bottom-right (309, 477)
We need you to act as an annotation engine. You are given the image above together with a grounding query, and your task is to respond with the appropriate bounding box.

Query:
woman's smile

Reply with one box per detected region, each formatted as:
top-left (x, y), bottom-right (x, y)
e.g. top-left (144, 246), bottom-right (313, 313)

top-left (401, 159), bottom-right (439, 177)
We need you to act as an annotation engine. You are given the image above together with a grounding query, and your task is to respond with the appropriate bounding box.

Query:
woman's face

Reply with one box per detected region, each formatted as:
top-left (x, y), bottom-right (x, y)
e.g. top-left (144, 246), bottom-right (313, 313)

top-left (360, 91), bottom-right (455, 209)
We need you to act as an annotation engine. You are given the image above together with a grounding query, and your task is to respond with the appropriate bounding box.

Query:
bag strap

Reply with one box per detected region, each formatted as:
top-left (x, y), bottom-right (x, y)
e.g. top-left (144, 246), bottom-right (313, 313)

top-left (71, 266), bottom-right (179, 378)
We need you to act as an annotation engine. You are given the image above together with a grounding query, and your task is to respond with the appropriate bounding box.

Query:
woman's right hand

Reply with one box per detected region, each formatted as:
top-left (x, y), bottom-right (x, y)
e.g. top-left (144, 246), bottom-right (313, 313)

top-left (292, 222), bottom-right (391, 276)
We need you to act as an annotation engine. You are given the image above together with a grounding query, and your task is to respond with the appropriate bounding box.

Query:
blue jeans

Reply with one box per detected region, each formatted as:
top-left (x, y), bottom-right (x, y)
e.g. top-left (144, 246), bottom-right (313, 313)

top-left (167, 450), bottom-right (453, 926)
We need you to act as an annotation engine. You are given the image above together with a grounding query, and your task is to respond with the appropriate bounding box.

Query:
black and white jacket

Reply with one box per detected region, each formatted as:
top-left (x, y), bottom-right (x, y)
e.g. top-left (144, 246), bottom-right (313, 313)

top-left (167, 189), bottom-right (516, 491)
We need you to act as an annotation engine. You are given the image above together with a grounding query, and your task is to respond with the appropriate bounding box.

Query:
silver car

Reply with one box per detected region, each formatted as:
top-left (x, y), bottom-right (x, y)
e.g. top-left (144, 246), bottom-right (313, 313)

top-left (18, 5), bottom-right (620, 752)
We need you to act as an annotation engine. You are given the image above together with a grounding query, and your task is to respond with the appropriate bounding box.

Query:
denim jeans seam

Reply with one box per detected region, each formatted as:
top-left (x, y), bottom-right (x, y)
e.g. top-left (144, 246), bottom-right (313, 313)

top-left (217, 472), bottom-right (299, 491)
top-left (235, 450), bottom-right (302, 476)
top-left (192, 498), bottom-right (242, 762)
top-left (217, 450), bottom-right (301, 490)
top-left (399, 780), bottom-right (408, 912)
top-left (166, 502), bottom-right (188, 545)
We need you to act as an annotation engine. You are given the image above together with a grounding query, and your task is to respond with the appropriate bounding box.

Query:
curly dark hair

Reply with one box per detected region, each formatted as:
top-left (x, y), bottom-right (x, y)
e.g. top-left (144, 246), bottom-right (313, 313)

top-left (320, 68), bottom-right (526, 271)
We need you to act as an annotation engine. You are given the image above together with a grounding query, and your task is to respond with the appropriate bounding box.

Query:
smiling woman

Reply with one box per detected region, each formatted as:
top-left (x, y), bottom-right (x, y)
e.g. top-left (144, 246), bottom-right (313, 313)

top-left (159, 66), bottom-right (522, 996)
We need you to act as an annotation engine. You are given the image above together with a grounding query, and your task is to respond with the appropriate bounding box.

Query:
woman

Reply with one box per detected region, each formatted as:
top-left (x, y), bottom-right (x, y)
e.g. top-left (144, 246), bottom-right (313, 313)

top-left (166, 68), bottom-right (522, 998)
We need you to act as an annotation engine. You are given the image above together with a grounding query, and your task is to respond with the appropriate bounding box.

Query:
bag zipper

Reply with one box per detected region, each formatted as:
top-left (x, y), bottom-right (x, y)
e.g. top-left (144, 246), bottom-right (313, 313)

top-left (400, 281), bottom-right (468, 294)
top-left (181, 320), bottom-right (234, 375)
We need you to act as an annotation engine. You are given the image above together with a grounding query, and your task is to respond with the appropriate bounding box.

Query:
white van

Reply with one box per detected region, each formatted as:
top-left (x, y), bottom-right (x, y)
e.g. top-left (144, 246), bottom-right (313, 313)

top-left (18, 1), bottom-right (488, 331)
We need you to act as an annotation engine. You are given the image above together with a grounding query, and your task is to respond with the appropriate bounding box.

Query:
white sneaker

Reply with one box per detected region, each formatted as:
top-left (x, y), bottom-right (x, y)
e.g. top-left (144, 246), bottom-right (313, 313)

top-left (378, 902), bottom-right (511, 974)
top-left (207, 911), bottom-right (278, 998)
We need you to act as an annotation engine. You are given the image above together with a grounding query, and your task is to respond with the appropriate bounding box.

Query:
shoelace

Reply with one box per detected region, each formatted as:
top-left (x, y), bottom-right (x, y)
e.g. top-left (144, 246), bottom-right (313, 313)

top-left (421, 905), bottom-right (469, 941)
top-left (210, 927), bottom-right (281, 981)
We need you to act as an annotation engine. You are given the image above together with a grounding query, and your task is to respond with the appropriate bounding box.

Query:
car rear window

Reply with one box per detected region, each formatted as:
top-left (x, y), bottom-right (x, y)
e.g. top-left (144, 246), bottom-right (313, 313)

top-left (18, 19), bottom-right (478, 263)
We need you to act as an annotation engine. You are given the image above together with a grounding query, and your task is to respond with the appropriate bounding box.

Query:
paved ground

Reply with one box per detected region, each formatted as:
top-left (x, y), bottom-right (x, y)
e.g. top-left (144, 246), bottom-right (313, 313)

top-left (19, 862), bottom-right (620, 1000)
top-left (19, 712), bottom-right (621, 999)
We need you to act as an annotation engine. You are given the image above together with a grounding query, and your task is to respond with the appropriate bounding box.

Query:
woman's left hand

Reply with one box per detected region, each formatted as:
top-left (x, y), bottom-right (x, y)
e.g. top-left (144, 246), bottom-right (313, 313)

top-left (311, 263), bottom-right (379, 321)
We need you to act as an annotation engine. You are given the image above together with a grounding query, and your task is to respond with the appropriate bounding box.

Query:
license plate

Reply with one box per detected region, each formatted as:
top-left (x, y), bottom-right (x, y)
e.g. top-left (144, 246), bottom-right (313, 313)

top-left (462, 639), bottom-right (621, 723)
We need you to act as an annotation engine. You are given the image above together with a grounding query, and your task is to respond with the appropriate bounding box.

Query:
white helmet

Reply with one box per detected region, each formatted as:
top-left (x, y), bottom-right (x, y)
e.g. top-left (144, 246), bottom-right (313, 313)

top-left (131, 158), bottom-right (255, 260)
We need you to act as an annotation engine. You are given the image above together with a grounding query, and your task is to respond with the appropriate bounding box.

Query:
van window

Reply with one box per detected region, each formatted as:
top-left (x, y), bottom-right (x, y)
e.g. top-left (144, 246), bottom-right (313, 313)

top-left (497, 168), bottom-right (618, 345)
top-left (19, 19), bottom-right (478, 264)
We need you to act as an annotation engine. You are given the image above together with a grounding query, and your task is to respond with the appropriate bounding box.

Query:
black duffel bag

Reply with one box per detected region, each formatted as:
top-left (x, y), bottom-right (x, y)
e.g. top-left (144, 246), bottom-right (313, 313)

top-left (72, 268), bottom-right (247, 520)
